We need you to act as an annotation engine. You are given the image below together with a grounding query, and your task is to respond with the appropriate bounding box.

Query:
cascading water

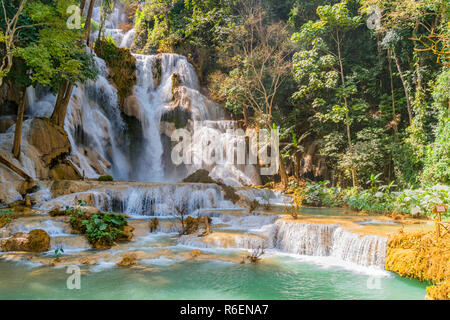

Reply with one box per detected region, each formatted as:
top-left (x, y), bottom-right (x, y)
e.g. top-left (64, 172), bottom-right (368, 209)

top-left (2, 2), bottom-right (390, 275)
top-left (28, 2), bottom-right (259, 185)
top-left (271, 220), bottom-right (387, 268)
top-left (39, 183), bottom-right (236, 217)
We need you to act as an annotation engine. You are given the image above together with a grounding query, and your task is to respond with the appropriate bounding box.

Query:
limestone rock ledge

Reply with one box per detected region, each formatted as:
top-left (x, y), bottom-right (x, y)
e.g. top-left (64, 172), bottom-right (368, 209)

top-left (1, 229), bottom-right (50, 252)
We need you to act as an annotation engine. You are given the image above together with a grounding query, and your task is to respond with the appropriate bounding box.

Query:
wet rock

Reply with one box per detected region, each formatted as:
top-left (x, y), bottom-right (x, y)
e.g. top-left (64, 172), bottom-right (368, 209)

top-left (24, 195), bottom-right (32, 208)
top-left (182, 169), bottom-right (240, 203)
top-left (77, 147), bottom-right (110, 176)
top-left (183, 169), bottom-right (216, 184)
top-left (149, 218), bottom-right (159, 233)
top-left (119, 225), bottom-right (135, 241)
top-left (190, 249), bottom-right (201, 258)
top-left (49, 180), bottom-right (95, 198)
top-left (50, 160), bottom-right (82, 180)
top-left (0, 181), bottom-right (22, 204)
top-left (0, 117), bottom-right (15, 133)
top-left (117, 253), bottom-right (137, 267)
top-left (1, 229), bottom-right (50, 252)
top-left (18, 180), bottom-right (39, 195)
top-left (75, 206), bottom-right (101, 215)
top-left (7, 201), bottom-right (33, 216)
top-left (123, 95), bottom-right (141, 119)
top-left (49, 204), bottom-right (66, 217)
top-left (27, 118), bottom-right (70, 167)
top-left (0, 215), bottom-right (10, 228)
top-left (80, 257), bottom-right (98, 265)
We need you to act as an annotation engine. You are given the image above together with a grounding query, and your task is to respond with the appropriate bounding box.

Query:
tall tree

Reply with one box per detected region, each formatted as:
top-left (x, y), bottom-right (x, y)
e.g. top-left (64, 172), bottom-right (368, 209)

top-left (220, 4), bottom-right (294, 187)
top-left (0, 0), bottom-right (27, 87)
top-left (97, 0), bottom-right (115, 42)
top-left (292, 0), bottom-right (361, 187)
top-left (3, 0), bottom-right (97, 157)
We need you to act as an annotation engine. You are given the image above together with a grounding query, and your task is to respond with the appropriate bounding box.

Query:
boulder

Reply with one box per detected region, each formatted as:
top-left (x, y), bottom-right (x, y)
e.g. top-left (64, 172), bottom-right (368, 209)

top-left (183, 169), bottom-right (240, 203)
top-left (1, 229), bottom-right (50, 252)
top-left (49, 204), bottom-right (66, 217)
top-left (73, 206), bottom-right (101, 215)
top-left (50, 160), bottom-right (82, 180)
top-left (117, 253), bottom-right (137, 267)
top-left (182, 169), bottom-right (215, 184)
top-left (190, 249), bottom-right (202, 258)
top-left (50, 180), bottom-right (94, 198)
top-left (80, 257), bottom-right (98, 265)
top-left (123, 95), bottom-right (141, 119)
top-left (0, 117), bottom-right (15, 133)
top-left (119, 225), bottom-right (135, 241)
top-left (27, 118), bottom-right (70, 167)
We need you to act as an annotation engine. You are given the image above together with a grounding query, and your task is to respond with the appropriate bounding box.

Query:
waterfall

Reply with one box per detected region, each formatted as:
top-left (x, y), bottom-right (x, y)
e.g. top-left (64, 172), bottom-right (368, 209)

top-left (6, 2), bottom-right (260, 186)
top-left (39, 184), bottom-right (235, 217)
top-left (65, 56), bottom-right (130, 179)
top-left (271, 220), bottom-right (387, 268)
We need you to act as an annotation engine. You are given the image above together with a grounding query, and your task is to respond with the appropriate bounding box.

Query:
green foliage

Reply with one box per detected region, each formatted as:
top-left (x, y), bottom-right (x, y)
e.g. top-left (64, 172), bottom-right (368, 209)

top-left (297, 180), bottom-right (449, 218)
top-left (422, 69), bottom-right (450, 184)
top-left (0, 209), bottom-right (13, 225)
top-left (66, 206), bottom-right (128, 247)
top-left (3, 0), bottom-right (448, 194)
top-left (1, 0), bottom-right (97, 91)
top-left (54, 246), bottom-right (64, 258)
top-left (94, 37), bottom-right (136, 106)
top-left (98, 175), bottom-right (114, 182)
top-left (395, 184), bottom-right (449, 218)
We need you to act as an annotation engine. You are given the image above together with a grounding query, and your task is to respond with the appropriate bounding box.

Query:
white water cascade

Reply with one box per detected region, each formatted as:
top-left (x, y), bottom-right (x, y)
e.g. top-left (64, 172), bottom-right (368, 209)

top-left (39, 183), bottom-right (236, 217)
top-left (1, 2), bottom-right (392, 275)
top-left (21, 2), bottom-right (260, 186)
top-left (271, 220), bottom-right (387, 267)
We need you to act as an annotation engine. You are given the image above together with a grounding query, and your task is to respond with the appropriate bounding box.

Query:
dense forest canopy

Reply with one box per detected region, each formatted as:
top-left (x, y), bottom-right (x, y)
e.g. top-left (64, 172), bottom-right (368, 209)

top-left (1, 0), bottom-right (449, 189)
top-left (124, 0), bottom-right (449, 189)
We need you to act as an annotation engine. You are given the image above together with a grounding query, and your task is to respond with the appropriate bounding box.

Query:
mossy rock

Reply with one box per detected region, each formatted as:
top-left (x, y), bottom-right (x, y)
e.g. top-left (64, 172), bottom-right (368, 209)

top-left (172, 72), bottom-right (182, 91)
top-left (161, 108), bottom-right (192, 129)
top-left (1, 229), bottom-right (50, 252)
top-left (94, 39), bottom-right (137, 109)
top-left (183, 169), bottom-right (216, 184)
top-left (216, 181), bottom-right (240, 204)
top-left (152, 56), bottom-right (162, 87)
top-left (183, 170), bottom-right (240, 204)
top-left (98, 175), bottom-right (114, 182)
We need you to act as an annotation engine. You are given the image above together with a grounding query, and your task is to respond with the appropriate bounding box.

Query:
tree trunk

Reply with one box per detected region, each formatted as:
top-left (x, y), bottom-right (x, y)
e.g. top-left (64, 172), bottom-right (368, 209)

top-left (243, 107), bottom-right (248, 127)
top-left (336, 31), bottom-right (356, 187)
top-left (165, 12), bottom-right (171, 34)
top-left (393, 51), bottom-right (413, 125)
top-left (0, 154), bottom-right (33, 182)
top-left (278, 154), bottom-right (288, 189)
top-left (80, 0), bottom-right (86, 12)
top-left (12, 87), bottom-right (27, 159)
top-left (50, 81), bottom-right (74, 127)
top-left (85, 0), bottom-right (95, 47)
top-left (98, 14), bottom-right (105, 42)
top-left (387, 49), bottom-right (398, 138)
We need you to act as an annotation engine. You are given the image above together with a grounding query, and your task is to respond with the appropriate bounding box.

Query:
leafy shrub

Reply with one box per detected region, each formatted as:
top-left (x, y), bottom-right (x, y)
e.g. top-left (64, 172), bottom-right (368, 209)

top-left (296, 180), bottom-right (449, 218)
top-left (394, 185), bottom-right (449, 218)
top-left (299, 181), bottom-right (344, 207)
top-left (67, 206), bottom-right (128, 247)
top-left (98, 175), bottom-right (114, 182)
top-left (0, 209), bottom-right (13, 227)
